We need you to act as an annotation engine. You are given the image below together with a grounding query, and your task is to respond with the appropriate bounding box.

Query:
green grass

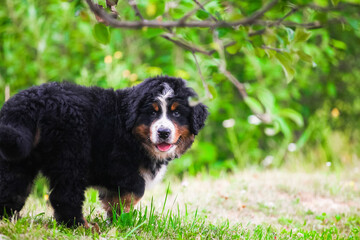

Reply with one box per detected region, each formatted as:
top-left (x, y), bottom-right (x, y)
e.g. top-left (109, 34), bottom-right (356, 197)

top-left (1, 195), bottom-right (359, 239)
top-left (0, 206), bottom-right (359, 239)
top-left (1, 171), bottom-right (360, 239)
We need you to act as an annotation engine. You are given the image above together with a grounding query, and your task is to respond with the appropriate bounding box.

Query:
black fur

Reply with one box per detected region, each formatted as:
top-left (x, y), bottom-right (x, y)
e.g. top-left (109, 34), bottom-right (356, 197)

top-left (0, 76), bottom-right (208, 226)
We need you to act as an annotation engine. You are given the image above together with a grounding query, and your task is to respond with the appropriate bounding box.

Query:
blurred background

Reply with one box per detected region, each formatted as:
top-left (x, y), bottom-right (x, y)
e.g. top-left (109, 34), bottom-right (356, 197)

top-left (1, 0), bottom-right (360, 177)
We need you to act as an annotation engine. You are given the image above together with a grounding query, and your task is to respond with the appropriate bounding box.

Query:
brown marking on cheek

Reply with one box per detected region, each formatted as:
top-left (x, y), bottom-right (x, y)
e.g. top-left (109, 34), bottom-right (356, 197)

top-left (33, 127), bottom-right (41, 147)
top-left (173, 123), bottom-right (191, 143)
top-left (152, 102), bottom-right (159, 112)
top-left (174, 124), bottom-right (195, 156)
top-left (134, 122), bottom-right (161, 159)
top-left (133, 124), bottom-right (150, 140)
top-left (171, 102), bottom-right (179, 111)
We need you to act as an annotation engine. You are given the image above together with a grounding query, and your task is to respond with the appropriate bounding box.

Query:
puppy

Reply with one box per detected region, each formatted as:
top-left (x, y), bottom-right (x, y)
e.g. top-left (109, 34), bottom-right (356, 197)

top-left (0, 76), bottom-right (208, 226)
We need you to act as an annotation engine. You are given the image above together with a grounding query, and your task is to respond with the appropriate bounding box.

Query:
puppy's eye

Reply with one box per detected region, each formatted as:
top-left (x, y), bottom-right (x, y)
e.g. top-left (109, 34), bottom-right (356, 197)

top-left (173, 111), bottom-right (180, 117)
top-left (151, 111), bottom-right (157, 116)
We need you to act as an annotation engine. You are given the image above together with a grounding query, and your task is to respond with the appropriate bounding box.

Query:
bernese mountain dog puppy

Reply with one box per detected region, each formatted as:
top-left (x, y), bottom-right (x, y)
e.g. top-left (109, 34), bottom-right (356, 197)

top-left (0, 76), bottom-right (208, 226)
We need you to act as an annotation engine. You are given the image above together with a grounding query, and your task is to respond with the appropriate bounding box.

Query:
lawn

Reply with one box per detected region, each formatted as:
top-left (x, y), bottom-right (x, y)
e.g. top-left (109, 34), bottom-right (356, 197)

top-left (0, 169), bottom-right (359, 239)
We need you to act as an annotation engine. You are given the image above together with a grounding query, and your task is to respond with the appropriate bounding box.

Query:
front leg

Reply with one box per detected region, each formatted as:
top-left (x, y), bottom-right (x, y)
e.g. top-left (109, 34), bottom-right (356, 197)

top-left (100, 191), bottom-right (142, 218)
top-left (49, 178), bottom-right (87, 227)
top-left (99, 174), bottom-right (145, 218)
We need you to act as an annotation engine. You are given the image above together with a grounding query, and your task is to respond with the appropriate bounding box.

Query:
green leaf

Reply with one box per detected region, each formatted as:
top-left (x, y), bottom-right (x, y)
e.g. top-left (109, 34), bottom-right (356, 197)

top-left (257, 88), bottom-right (275, 111)
top-left (217, 28), bottom-right (230, 38)
top-left (146, 66), bottom-right (163, 75)
top-left (262, 29), bottom-right (276, 46)
top-left (96, 0), bottom-right (106, 8)
top-left (330, 39), bottom-right (347, 50)
top-left (279, 108), bottom-right (304, 127)
top-left (275, 53), bottom-right (295, 83)
top-left (284, 27), bottom-right (295, 42)
top-left (265, 121), bottom-right (280, 136)
top-left (196, 9), bottom-right (209, 20)
top-left (226, 42), bottom-right (241, 54)
top-left (251, 35), bottom-right (263, 48)
top-left (208, 84), bottom-right (217, 99)
top-left (344, 16), bottom-right (359, 30)
top-left (143, 28), bottom-right (165, 39)
top-left (327, 82), bottom-right (337, 97)
top-left (331, 0), bottom-right (340, 6)
top-left (254, 48), bottom-right (266, 58)
top-left (275, 117), bottom-right (292, 139)
top-left (244, 96), bottom-right (264, 114)
top-left (297, 50), bottom-right (313, 63)
top-left (212, 73), bottom-right (226, 83)
top-left (293, 28), bottom-right (312, 44)
top-left (92, 23), bottom-right (110, 44)
top-left (296, 126), bottom-right (313, 149)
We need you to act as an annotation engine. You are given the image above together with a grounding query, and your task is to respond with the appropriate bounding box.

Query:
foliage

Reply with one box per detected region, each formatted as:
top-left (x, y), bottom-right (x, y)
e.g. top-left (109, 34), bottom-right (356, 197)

top-left (0, 0), bottom-right (360, 174)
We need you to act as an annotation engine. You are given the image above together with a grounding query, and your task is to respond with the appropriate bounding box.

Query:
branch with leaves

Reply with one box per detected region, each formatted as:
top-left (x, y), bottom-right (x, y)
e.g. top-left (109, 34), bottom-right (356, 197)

top-left (84, 0), bottom-right (359, 124)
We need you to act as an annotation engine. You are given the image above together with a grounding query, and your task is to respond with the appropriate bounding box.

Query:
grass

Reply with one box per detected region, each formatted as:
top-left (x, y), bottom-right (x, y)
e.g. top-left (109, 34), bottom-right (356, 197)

top-left (0, 169), bottom-right (360, 239)
top-left (1, 207), bottom-right (359, 239)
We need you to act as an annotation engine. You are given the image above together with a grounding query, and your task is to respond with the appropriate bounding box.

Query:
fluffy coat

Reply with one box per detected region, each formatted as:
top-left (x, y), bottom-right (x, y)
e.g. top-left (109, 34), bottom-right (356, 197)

top-left (0, 76), bottom-right (208, 226)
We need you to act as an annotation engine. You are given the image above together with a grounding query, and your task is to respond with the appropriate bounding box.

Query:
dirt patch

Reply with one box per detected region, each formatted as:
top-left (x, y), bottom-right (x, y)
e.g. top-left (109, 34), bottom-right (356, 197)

top-left (143, 169), bottom-right (360, 228)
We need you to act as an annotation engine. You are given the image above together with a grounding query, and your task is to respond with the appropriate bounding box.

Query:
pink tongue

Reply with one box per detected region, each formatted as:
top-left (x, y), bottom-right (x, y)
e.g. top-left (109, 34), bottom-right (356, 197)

top-left (157, 143), bottom-right (172, 152)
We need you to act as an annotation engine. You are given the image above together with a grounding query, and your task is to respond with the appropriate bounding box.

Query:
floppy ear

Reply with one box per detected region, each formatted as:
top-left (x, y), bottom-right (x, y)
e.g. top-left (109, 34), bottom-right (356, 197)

top-left (125, 93), bottom-right (142, 132)
top-left (190, 103), bottom-right (209, 135)
top-left (125, 108), bottom-right (138, 132)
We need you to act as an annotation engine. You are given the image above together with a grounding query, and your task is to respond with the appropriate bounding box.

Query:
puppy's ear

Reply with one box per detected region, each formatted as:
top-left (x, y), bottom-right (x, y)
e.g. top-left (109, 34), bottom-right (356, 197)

top-left (190, 103), bottom-right (209, 135)
top-left (125, 93), bottom-right (142, 132)
top-left (125, 109), bottom-right (137, 131)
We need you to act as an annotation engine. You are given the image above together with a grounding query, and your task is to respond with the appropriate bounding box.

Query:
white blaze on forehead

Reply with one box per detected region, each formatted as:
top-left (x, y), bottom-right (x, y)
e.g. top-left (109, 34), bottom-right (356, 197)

top-left (160, 83), bottom-right (174, 99)
top-left (150, 83), bottom-right (176, 144)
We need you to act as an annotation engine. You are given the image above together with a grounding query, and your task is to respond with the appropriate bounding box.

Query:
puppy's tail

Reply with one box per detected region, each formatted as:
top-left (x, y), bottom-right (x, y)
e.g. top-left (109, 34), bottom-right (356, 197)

top-left (0, 125), bottom-right (34, 162)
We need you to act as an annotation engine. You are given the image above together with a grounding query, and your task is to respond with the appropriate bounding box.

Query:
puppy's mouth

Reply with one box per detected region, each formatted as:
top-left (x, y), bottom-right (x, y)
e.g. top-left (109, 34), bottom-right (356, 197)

top-left (155, 137), bottom-right (181, 152)
top-left (156, 142), bottom-right (173, 152)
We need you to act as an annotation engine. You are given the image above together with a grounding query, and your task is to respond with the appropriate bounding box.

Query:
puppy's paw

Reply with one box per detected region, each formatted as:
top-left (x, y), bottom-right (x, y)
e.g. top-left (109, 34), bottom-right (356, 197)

top-left (82, 218), bottom-right (101, 234)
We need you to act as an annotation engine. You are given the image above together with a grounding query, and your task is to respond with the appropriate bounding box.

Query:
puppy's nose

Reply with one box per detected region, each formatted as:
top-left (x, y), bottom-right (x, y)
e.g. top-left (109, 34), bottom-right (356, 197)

top-left (158, 128), bottom-right (171, 139)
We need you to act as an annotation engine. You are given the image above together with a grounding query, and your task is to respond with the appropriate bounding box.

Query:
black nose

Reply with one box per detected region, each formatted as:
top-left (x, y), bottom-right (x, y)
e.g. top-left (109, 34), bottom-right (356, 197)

top-left (158, 128), bottom-right (171, 139)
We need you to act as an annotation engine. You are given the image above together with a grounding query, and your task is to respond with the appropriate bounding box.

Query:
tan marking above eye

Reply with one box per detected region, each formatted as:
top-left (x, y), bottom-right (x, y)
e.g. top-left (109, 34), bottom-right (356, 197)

top-left (152, 102), bottom-right (159, 112)
top-left (152, 103), bottom-right (159, 112)
top-left (171, 102), bottom-right (179, 111)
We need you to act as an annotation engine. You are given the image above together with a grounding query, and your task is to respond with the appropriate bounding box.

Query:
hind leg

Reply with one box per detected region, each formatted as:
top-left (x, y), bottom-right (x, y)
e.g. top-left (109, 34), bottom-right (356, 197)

top-left (0, 160), bottom-right (37, 218)
top-left (43, 149), bottom-right (88, 228)
top-left (48, 175), bottom-right (87, 227)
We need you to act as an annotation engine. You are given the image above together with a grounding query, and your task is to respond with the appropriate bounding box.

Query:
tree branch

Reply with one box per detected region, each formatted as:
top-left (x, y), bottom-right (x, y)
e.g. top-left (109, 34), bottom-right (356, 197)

top-left (161, 33), bottom-right (213, 56)
top-left (269, 7), bottom-right (298, 27)
top-left (261, 45), bottom-right (289, 53)
top-left (231, 0), bottom-right (278, 27)
top-left (178, 0), bottom-right (212, 24)
top-left (192, 0), bottom-right (218, 22)
top-left (213, 30), bottom-right (272, 123)
top-left (86, 0), bottom-right (350, 31)
top-left (128, 0), bottom-right (144, 21)
top-left (85, 0), bottom-right (282, 29)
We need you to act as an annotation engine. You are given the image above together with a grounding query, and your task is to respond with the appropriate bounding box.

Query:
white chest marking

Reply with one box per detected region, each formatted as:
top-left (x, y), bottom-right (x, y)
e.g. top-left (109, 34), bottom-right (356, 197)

top-left (140, 164), bottom-right (167, 189)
